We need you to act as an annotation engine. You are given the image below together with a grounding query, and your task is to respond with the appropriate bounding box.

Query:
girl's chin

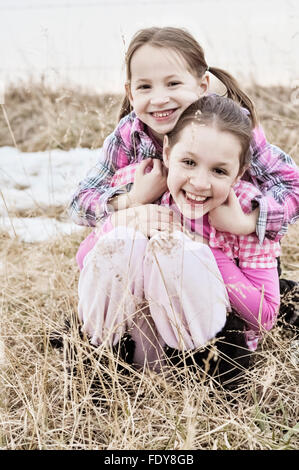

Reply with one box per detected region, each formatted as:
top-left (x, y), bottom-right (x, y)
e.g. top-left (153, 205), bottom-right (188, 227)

top-left (181, 208), bottom-right (207, 220)
top-left (175, 197), bottom-right (209, 219)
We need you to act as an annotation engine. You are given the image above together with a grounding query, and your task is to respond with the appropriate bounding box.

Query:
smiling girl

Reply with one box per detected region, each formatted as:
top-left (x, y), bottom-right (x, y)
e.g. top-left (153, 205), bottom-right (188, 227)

top-left (71, 26), bottom-right (298, 280)
top-left (161, 97), bottom-right (281, 348)
top-left (77, 95), bottom-right (281, 372)
top-left (70, 26), bottom-right (299, 376)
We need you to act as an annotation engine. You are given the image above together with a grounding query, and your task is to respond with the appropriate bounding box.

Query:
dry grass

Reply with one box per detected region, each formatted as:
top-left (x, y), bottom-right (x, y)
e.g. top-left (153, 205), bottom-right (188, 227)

top-left (0, 78), bottom-right (121, 152)
top-left (0, 80), bottom-right (298, 450)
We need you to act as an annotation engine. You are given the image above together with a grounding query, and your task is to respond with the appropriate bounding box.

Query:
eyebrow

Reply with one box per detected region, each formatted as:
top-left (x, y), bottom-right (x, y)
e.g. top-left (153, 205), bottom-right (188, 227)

top-left (165, 74), bottom-right (181, 80)
top-left (185, 152), bottom-right (231, 167)
top-left (213, 161), bottom-right (231, 167)
top-left (134, 79), bottom-right (150, 84)
top-left (135, 74), bottom-right (181, 83)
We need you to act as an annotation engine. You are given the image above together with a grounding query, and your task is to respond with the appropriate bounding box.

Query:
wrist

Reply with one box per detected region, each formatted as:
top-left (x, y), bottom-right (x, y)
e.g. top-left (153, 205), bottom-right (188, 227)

top-left (111, 207), bottom-right (137, 229)
top-left (127, 189), bottom-right (145, 208)
top-left (109, 192), bottom-right (133, 211)
top-left (240, 208), bottom-right (259, 235)
top-left (127, 190), bottom-right (139, 208)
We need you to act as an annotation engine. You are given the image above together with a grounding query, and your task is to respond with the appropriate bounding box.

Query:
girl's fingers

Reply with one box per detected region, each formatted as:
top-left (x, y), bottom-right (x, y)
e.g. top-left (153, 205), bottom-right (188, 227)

top-left (149, 223), bottom-right (183, 236)
top-left (153, 158), bottom-right (169, 179)
top-left (227, 187), bottom-right (237, 203)
top-left (162, 164), bottom-right (168, 177)
top-left (135, 205), bottom-right (176, 228)
top-left (140, 204), bottom-right (174, 217)
top-left (152, 208), bottom-right (174, 223)
top-left (138, 158), bottom-right (153, 174)
top-left (148, 218), bottom-right (182, 231)
top-left (152, 158), bottom-right (163, 173)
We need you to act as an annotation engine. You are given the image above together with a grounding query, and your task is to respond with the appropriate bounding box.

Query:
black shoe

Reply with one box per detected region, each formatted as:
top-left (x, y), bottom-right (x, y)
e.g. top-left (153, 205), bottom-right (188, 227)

top-left (279, 278), bottom-right (299, 328)
top-left (112, 332), bottom-right (136, 365)
top-left (212, 312), bottom-right (253, 389)
top-left (49, 318), bottom-right (135, 389)
top-left (49, 317), bottom-right (81, 349)
top-left (164, 312), bottom-right (253, 390)
top-left (50, 318), bottom-right (135, 363)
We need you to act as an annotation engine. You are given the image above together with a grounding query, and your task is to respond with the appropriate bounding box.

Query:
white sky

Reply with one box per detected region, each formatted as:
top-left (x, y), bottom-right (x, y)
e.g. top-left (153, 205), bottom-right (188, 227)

top-left (0, 0), bottom-right (298, 92)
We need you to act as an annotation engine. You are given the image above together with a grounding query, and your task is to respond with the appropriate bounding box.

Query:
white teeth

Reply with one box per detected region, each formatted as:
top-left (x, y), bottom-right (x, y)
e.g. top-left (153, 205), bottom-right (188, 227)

top-left (152, 110), bottom-right (173, 118)
top-left (185, 191), bottom-right (207, 202)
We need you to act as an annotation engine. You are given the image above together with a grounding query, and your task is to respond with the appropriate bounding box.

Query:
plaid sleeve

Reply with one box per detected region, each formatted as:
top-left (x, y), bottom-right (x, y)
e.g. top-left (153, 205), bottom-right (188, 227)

top-left (110, 163), bottom-right (139, 187)
top-left (68, 122), bottom-right (132, 227)
top-left (234, 180), bottom-right (262, 213)
top-left (248, 127), bottom-right (299, 242)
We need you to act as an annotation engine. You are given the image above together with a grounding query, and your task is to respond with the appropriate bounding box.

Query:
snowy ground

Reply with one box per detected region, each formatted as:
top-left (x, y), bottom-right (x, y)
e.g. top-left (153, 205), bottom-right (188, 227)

top-left (0, 146), bottom-right (100, 242)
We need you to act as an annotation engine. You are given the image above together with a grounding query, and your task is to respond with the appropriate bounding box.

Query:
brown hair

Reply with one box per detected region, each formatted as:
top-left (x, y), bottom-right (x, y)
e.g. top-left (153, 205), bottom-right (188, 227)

top-left (119, 26), bottom-right (257, 126)
top-left (166, 94), bottom-right (253, 174)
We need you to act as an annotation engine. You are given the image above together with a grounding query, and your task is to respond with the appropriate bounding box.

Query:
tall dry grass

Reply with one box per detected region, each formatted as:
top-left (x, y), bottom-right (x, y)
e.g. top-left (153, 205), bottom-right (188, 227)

top-left (0, 80), bottom-right (298, 450)
top-left (0, 79), bottom-right (121, 152)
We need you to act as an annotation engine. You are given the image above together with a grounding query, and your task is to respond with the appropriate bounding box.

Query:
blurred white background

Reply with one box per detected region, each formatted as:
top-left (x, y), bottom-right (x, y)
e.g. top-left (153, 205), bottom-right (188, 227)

top-left (0, 0), bottom-right (298, 93)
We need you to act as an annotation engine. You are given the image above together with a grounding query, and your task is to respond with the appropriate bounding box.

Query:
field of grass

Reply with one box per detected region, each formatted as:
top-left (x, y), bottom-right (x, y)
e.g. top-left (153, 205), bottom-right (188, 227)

top-left (0, 80), bottom-right (298, 450)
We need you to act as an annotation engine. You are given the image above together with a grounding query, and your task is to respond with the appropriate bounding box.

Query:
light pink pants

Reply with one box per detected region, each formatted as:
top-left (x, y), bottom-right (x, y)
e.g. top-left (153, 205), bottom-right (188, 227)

top-left (78, 227), bottom-right (229, 369)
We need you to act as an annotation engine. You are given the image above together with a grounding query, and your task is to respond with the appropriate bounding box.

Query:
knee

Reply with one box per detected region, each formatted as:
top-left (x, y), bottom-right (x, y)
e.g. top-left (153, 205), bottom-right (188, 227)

top-left (103, 225), bottom-right (148, 243)
top-left (146, 230), bottom-right (186, 257)
top-left (87, 226), bottom-right (148, 265)
top-left (145, 230), bottom-right (216, 274)
top-left (260, 300), bottom-right (280, 331)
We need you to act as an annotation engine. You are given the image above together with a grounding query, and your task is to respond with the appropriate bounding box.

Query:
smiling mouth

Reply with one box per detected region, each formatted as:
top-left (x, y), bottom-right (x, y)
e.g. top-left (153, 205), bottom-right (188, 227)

top-left (150, 109), bottom-right (177, 119)
top-left (183, 190), bottom-right (210, 204)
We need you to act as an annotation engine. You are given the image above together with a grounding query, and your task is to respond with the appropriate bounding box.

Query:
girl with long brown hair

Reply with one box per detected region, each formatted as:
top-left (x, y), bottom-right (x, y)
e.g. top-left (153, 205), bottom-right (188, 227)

top-left (70, 27), bottom-right (299, 368)
top-left (70, 26), bottom-right (298, 249)
top-left (77, 95), bottom-right (281, 377)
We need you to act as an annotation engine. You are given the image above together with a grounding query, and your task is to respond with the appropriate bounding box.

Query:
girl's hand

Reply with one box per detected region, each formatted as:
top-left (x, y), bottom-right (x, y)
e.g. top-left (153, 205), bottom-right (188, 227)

top-left (129, 158), bottom-right (168, 206)
top-left (111, 204), bottom-right (182, 238)
top-left (208, 188), bottom-right (259, 235)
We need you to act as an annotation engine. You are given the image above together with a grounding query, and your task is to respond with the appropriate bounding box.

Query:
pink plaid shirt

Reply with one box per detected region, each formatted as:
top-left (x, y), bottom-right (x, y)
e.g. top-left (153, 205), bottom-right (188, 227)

top-left (69, 111), bottom-right (299, 243)
top-left (110, 163), bottom-right (281, 269)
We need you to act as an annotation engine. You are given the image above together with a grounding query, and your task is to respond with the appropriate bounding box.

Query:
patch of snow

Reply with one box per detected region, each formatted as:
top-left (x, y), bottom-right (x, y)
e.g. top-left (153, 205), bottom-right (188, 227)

top-left (0, 146), bottom-right (98, 242)
top-left (0, 216), bottom-right (85, 243)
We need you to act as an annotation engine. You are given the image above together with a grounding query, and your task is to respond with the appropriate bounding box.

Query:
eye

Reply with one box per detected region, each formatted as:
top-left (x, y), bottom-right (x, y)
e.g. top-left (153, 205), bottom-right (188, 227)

top-left (168, 81), bottom-right (181, 87)
top-left (182, 159), bottom-right (196, 167)
top-left (137, 84), bottom-right (151, 90)
top-left (213, 168), bottom-right (227, 175)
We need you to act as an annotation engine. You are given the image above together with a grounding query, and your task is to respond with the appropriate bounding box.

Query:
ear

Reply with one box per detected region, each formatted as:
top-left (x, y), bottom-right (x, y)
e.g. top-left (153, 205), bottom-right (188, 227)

top-left (163, 135), bottom-right (170, 169)
top-left (233, 166), bottom-right (247, 185)
top-left (125, 82), bottom-right (134, 106)
top-left (198, 73), bottom-right (210, 96)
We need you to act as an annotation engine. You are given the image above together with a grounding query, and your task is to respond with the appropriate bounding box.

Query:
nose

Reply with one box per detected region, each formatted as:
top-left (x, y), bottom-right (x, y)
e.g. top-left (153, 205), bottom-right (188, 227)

top-left (189, 169), bottom-right (211, 191)
top-left (150, 93), bottom-right (170, 107)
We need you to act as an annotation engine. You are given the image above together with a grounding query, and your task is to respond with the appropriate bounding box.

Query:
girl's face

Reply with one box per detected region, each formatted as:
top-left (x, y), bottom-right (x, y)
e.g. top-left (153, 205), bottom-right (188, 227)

top-left (126, 44), bottom-right (208, 142)
top-left (163, 123), bottom-right (242, 220)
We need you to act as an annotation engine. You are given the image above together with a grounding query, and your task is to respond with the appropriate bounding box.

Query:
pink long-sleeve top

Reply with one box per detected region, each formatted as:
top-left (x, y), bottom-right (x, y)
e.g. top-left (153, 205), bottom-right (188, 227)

top-left (76, 163), bottom-right (281, 350)
top-left (69, 111), bottom-right (299, 244)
